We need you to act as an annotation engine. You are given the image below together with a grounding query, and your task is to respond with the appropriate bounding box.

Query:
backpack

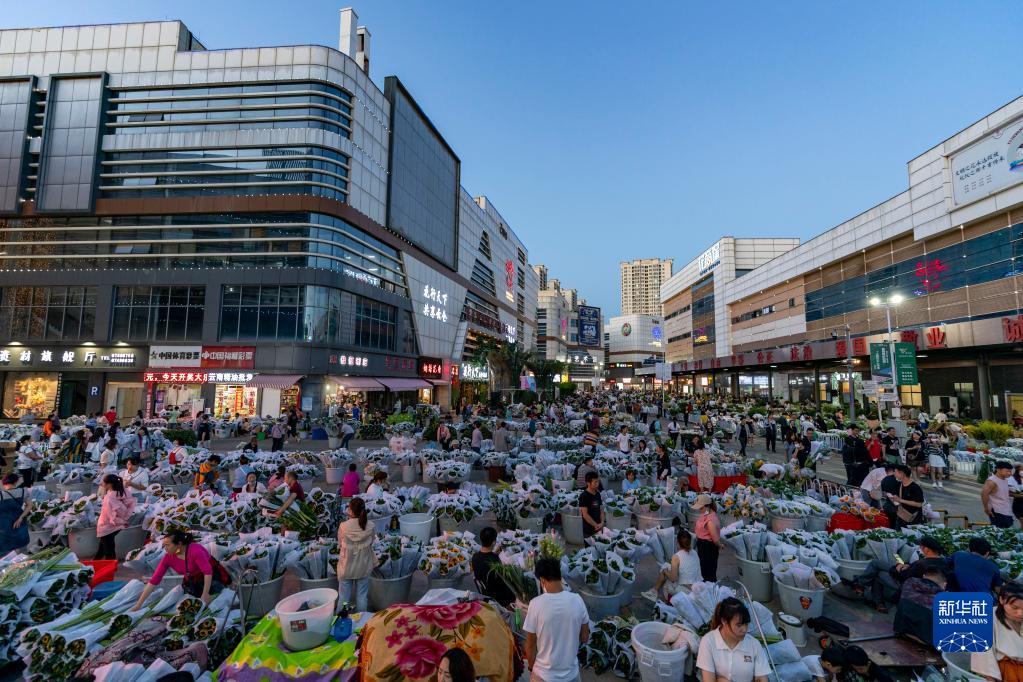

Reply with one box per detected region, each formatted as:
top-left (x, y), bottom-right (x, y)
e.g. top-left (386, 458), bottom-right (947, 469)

top-left (271, 423), bottom-right (284, 439)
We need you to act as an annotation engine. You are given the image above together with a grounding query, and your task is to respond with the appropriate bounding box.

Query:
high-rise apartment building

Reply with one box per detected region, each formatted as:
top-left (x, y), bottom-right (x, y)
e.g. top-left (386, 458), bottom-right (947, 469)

top-left (533, 265), bottom-right (602, 382)
top-left (620, 258), bottom-right (673, 315)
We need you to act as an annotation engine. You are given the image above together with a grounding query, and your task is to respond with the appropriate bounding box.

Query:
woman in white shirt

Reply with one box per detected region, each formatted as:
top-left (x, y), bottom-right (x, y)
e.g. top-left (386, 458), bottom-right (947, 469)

top-left (696, 598), bottom-right (770, 682)
top-left (972, 583), bottom-right (1023, 681)
top-left (645, 530), bottom-right (702, 602)
top-left (99, 439), bottom-right (118, 472)
top-left (15, 435), bottom-right (42, 487)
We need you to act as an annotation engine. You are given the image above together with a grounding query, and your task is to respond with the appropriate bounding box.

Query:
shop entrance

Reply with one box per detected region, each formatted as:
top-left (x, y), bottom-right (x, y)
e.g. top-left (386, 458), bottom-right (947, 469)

top-left (106, 382), bottom-right (144, 420)
top-left (58, 379), bottom-right (89, 418)
top-left (214, 384), bottom-right (258, 418)
top-left (2, 372), bottom-right (59, 419)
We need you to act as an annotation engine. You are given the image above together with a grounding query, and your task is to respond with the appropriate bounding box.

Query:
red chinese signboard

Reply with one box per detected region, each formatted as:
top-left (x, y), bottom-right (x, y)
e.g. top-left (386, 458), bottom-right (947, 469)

top-left (925, 327), bottom-right (947, 349)
top-left (1004, 316), bottom-right (1023, 343)
top-left (914, 258), bottom-right (949, 294)
top-left (418, 357), bottom-right (443, 380)
top-left (505, 259), bottom-right (515, 288)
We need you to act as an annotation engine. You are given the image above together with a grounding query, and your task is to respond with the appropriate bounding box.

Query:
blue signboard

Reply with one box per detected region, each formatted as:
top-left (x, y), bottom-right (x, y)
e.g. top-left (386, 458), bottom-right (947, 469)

top-left (933, 591), bottom-right (993, 653)
top-left (577, 306), bottom-right (601, 347)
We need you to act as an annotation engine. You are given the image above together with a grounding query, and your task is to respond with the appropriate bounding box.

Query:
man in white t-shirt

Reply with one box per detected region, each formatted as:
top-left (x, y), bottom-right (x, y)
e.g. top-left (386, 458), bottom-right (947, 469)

top-left (859, 462), bottom-right (895, 508)
top-left (524, 557), bottom-right (589, 682)
top-left (616, 426), bottom-right (631, 454)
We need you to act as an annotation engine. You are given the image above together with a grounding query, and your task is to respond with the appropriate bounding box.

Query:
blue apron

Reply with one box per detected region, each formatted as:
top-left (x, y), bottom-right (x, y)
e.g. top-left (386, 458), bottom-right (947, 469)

top-left (0, 488), bottom-right (29, 554)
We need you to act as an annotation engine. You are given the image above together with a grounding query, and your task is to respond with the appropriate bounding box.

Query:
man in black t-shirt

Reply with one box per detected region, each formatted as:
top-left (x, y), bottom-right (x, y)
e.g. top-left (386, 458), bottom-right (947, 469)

top-left (797, 428), bottom-right (815, 470)
top-left (881, 427), bottom-right (901, 465)
top-left (471, 526), bottom-right (515, 607)
top-left (889, 464), bottom-right (924, 529)
top-left (579, 472), bottom-right (604, 537)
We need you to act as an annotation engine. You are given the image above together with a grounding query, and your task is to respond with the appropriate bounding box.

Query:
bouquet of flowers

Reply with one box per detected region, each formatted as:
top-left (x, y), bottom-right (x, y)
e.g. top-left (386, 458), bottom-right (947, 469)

top-left (44, 464), bottom-right (99, 486)
top-left (46, 494), bottom-right (101, 536)
top-left (374, 535), bottom-right (423, 579)
top-left (427, 489), bottom-right (487, 524)
top-left (220, 532), bottom-right (301, 583)
top-left (392, 485), bottom-right (431, 513)
top-left (765, 499), bottom-right (816, 519)
top-left (418, 532), bottom-right (479, 579)
top-left (544, 463), bottom-right (576, 482)
top-left (480, 452), bottom-right (508, 469)
top-left (315, 450), bottom-right (352, 469)
top-left (602, 495), bottom-right (632, 520)
top-left (552, 489), bottom-right (582, 514)
top-left (357, 491), bottom-right (404, 520)
top-left (719, 484), bottom-right (767, 522)
top-left (625, 486), bottom-right (684, 518)
top-left (360, 448), bottom-right (393, 465)
top-left (505, 480), bottom-right (554, 519)
top-left (258, 487), bottom-right (326, 539)
top-left (561, 547), bottom-right (635, 596)
top-left (772, 560), bottom-right (840, 590)
top-left (659, 581), bottom-right (782, 642)
top-left (425, 460), bottom-right (471, 483)
top-left (391, 450), bottom-right (420, 467)
top-left (284, 538), bottom-right (338, 580)
top-left (495, 529), bottom-right (543, 567)
top-left (721, 521), bottom-right (771, 562)
top-left (831, 495), bottom-right (883, 523)
top-left (587, 527), bottom-right (652, 562)
top-left (580, 616), bottom-right (638, 678)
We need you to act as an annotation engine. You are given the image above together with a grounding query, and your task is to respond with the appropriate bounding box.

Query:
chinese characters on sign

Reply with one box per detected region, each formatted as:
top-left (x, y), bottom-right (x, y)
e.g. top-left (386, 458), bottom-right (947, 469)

top-left (418, 357), bottom-right (443, 380)
top-left (384, 356), bottom-right (415, 372)
top-left (0, 347), bottom-right (138, 368)
top-left (950, 118), bottom-right (1023, 205)
top-left (933, 592), bottom-right (993, 653)
top-left (697, 241), bottom-right (721, 274)
top-left (1004, 315), bottom-right (1023, 343)
top-left (149, 346), bottom-right (255, 369)
top-left (421, 284), bottom-right (449, 322)
top-left (330, 354), bottom-right (369, 368)
top-left (914, 258), bottom-right (949, 294)
top-left (143, 371), bottom-right (256, 384)
top-left (461, 363), bottom-right (489, 382)
top-left (505, 259), bottom-right (514, 289)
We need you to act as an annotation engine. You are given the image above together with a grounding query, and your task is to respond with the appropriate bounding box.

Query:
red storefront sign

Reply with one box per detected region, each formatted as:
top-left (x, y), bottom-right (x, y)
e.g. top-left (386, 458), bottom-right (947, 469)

top-left (200, 346), bottom-right (255, 369)
top-left (1004, 316), bottom-right (1023, 343)
top-left (925, 327), bottom-right (947, 349)
top-left (418, 357), bottom-right (443, 380)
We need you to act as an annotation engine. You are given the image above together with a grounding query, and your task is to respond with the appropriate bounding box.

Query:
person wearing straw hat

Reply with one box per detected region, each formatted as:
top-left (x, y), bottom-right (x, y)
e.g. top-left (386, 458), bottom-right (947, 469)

top-left (691, 493), bottom-right (723, 582)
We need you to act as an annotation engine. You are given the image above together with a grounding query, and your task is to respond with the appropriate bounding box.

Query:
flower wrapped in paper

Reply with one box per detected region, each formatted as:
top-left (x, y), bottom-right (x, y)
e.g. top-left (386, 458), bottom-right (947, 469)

top-left (427, 488), bottom-right (487, 524)
top-left (374, 535), bottom-right (423, 579)
top-left (418, 532), bottom-right (479, 579)
top-left (425, 460), bottom-right (471, 483)
top-left (561, 547), bottom-right (635, 596)
top-left (588, 527), bottom-right (652, 562)
top-left (721, 521), bottom-right (770, 562)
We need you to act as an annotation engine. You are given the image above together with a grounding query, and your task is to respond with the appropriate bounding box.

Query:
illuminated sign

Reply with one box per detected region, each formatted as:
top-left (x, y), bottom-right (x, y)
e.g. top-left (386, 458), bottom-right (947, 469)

top-left (149, 345), bottom-right (255, 369)
top-left (421, 284), bottom-right (449, 322)
top-left (622, 323), bottom-right (632, 337)
top-left (505, 259), bottom-right (514, 289)
top-left (418, 357), bottom-right (443, 380)
top-left (330, 354), bottom-right (369, 367)
top-left (652, 326), bottom-right (662, 341)
top-left (344, 267), bottom-right (381, 287)
top-left (0, 346), bottom-right (140, 369)
top-left (461, 363), bottom-right (490, 382)
top-left (914, 258), bottom-right (949, 294)
top-left (698, 241), bottom-right (721, 274)
top-left (505, 323), bottom-right (517, 343)
top-left (143, 371), bottom-right (255, 384)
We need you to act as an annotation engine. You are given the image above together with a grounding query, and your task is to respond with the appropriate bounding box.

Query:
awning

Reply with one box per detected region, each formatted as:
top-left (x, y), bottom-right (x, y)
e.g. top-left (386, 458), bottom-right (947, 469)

top-left (427, 379), bottom-right (450, 386)
top-left (245, 374), bottom-right (304, 389)
top-left (377, 377), bottom-right (432, 391)
top-left (332, 377), bottom-right (386, 391)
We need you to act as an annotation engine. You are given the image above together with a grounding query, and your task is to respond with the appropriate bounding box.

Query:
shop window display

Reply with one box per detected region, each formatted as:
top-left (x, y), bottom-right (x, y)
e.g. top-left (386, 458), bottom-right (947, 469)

top-left (214, 385), bottom-right (258, 418)
top-left (2, 373), bottom-right (58, 419)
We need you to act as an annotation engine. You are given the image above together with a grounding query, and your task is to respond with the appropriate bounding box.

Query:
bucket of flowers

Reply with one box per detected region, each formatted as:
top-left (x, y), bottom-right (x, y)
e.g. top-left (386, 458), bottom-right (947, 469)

top-left (544, 463), bottom-right (576, 492)
top-left (603, 495), bottom-right (633, 532)
top-left (418, 531), bottom-right (480, 590)
top-left (561, 547), bottom-right (635, 620)
top-left (356, 491), bottom-right (403, 533)
top-left (283, 538), bottom-right (339, 591)
top-left (425, 460), bottom-right (471, 486)
top-left (369, 535), bottom-right (423, 610)
top-left (392, 450), bottom-right (421, 483)
top-left (427, 488), bottom-right (487, 533)
top-left (481, 452), bottom-right (509, 483)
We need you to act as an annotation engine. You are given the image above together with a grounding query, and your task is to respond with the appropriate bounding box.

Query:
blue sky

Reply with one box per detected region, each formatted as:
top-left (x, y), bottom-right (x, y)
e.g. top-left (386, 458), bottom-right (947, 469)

top-left (5, 1), bottom-right (1021, 315)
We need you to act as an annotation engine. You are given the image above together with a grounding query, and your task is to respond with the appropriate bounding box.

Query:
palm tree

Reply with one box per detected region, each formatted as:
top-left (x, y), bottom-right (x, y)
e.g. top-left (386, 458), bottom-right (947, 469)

top-left (527, 358), bottom-right (566, 399)
top-left (470, 339), bottom-right (536, 390)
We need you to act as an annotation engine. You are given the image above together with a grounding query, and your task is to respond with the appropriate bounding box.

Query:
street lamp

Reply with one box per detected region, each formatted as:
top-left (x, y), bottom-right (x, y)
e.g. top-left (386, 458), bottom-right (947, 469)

top-left (869, 293), bottom-right (904, 420)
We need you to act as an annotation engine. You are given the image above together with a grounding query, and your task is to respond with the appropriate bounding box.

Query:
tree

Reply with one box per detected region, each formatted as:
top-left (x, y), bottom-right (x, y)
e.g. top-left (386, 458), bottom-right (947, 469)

top-left (527, 358), bottom-right (566, 398)
top-left (470, 339), bottom-right (535, 390)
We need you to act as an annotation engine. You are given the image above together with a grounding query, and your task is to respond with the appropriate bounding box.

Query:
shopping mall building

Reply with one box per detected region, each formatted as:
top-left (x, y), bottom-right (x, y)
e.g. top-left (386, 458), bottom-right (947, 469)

top-left (662, 95), bottom-right (1023, 422)
top-left (0, 13), bottom-right (538, 419)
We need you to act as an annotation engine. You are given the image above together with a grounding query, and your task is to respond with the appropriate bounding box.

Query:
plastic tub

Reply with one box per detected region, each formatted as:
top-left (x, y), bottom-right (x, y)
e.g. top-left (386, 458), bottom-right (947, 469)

top-left (774, 577), bottom-right (825, 620)
top-left (69, 526), bottom-right (100, 559)
top-left (636, 513), bottom-right (671, 531)
top-left (606, 512), bottom-right (632, 531)
top-left (770, 515), bottom-right (806, 533)
top-left (518, 515), bottom-right (544, 533)
top-left (299, 577), bottom-right (337, 592)
top-left (399, 513), bottom-right (436, 545)
top-left (82, 559), bottom-right (118, 588)
top-left (114, 525), bottom-right (147, 560)
top-left (402, 465), bottom-right (418, 484)
top-left (324, 468), bottom-right (344, 485)
top-left (90, 579), bottom-right (128, 602)
top-left (428, 575), bottom-right (464, 591)
top-left (942, 652), bottom-right (986, 681)
top-left (804, 516), bottom-right (830, 532)
top-left (437, 515), bottom-right (466, 534)
top-left (577, 586), bottom-right (623, 621)
top-left (238, 575), bottom-right (286, 619)
top-left (631, 621), bottom-right (687, 682)
top-left (368, 572), bottom-right (414, 610)
top-left (735, 557), bottom-right (774, 603)
top-left (276, 588), bottom-right (338, 651)
top-left (561, 512), bottom-right (584, 545)
top-left (371, 515), bottom-right (393, 534)
top-left (835, 557), bottom-right (873, 583)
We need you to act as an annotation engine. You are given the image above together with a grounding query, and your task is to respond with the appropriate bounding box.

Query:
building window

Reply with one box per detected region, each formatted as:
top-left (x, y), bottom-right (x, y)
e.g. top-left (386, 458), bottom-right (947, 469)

top-left (0, 286), bottom-right (97, 341)
top-left (517, 292), bottom-right (525, 315)
top-left (899, 384), bottom-right (922, 407)
top-left (112, 286), bottom-right (205, 341)
top-left (220, 285), bottom-right (303, 342)
top-left (354, 297), bottom-right (396, 351)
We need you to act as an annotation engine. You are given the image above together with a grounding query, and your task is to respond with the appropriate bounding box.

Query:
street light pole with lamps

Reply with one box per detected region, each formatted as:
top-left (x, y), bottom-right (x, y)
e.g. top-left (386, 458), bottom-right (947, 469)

top-left (869, 293), bottom-right (904, 422)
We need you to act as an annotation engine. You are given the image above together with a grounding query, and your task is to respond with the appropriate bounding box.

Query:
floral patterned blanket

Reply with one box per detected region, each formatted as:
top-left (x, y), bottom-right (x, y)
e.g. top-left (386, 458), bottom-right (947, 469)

top-left (360, 602), bottom-right (520, 682)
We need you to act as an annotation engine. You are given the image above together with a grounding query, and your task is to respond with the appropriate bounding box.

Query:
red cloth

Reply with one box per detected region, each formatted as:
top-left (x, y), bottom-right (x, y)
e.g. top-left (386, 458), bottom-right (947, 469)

top-left (827, 511), bottom-right (890, 532)
top-left (688, 474), bottom-right (747, 493)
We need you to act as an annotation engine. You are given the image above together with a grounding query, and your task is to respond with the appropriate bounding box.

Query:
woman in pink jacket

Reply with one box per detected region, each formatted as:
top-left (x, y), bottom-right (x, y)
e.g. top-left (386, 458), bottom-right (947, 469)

top-left (95, 473), bottom-right (136, 560)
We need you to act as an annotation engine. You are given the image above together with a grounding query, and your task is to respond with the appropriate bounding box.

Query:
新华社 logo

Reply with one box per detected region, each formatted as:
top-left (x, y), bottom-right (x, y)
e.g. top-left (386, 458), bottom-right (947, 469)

top-left (933, 592), bottom-right (993, 653)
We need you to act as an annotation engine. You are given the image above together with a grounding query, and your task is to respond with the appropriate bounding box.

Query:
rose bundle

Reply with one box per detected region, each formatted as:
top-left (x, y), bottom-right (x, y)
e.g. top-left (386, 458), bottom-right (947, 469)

top-left (424, 460), bottom-right (471, 483)
top-left (391, 450), bottom-right (420, 467)
top-left (258, 486), bottom-right (326, 539)
top-left (419, 532), bottom-right (480, 579)
top-left (357, 491), bottom-right (404, 520)
top-left (602, 495), bottom-right (632, 520)
top-left (587, 527), bottom-right (652, 562)
top-left (659, 582), bottom-right (781, 642)
top-left (392, 485), bottom-right (431, 513)
top-left (427, 489), bottom-right (487, 524)
top-left (580, 616), bottom-right (638, 678)
top-left (765, 499), bottom-right (816, 519)
top-left (480, 452), bottom-right (508, 469)
top-left (374, 535), bottom-right (423, 579)
top-left (720, 521), bottom-right (770, 562)
top-left (220, 532), bottom-right (301, 583)
top-left (772, 560), bottom-right (840, 591)
top-left (544, 463), bottom-right (575, 482)
top-left (561, 547), bottom-right (635, 596)
top-left (45, 494), bottom-right (101, 536)
top-left (625, 486), bottom-right (683, 518)
top-left (495, 529), bottom-right (542, 567)
top-left (284, 538), bottom-right (339, 581)
top-left (44, 464), bottom-right (99, 486)
top-left (719, 484), bottom-right (767, 522)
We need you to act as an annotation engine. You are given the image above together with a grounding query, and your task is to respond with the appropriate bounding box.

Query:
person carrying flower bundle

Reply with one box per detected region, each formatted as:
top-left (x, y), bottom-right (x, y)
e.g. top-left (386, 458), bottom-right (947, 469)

top-left (271, 470), bottom-right (306, 519)
top-left (96, 473), bottom-right (136, 560)
top-left (131, 529), bottom-right (231, 610)
top-left (337, 496), bottom-right (375, 612)
top-left (0, 472), bottom-right (31, 554)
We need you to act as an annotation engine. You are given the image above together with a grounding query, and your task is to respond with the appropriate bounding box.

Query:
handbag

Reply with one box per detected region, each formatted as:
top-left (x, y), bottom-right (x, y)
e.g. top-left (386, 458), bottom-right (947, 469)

top-left (896, 484), bottom-right (917, 523)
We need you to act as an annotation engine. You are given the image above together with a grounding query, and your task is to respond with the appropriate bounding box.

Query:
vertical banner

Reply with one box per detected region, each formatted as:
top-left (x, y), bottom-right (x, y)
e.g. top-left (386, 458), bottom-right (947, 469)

top-left (577, 306), bottom-right (601, 347)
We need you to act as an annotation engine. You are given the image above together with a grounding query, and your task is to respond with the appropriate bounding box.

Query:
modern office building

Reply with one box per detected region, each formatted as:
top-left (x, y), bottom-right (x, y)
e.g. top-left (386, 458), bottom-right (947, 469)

top-left (662, 95), bottom-right (1023, 421)
top-left (0, 12), bottom-right (537, 419)
top-left (605, 314), bottom-right (663, 388)
top-left (533, 265), bottom-right (602, 383)
top-left (620, 257), bottom-right (672, 315)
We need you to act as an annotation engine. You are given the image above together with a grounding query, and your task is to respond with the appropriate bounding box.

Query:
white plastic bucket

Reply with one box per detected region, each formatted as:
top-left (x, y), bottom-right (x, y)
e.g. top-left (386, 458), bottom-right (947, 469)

top-left (942, 652), bottom-right (986, 680)
top-left (518, 515), bottom-right (544, 533)
top-left (735, 557), bottom-right (773, 603)
top-left (324, 468), bottom-right (344, 485)
top-left (276, 587), bottom-right (338, 651)
top-left (577, 586), bottom-right (624, 621)
top-left (399, 513), bottom-right (435, 545)
top-left (606, 512), bottom-right (632, 531)
top-left (437, 515), bottom-right (465, 534)
top-left (631, 621), bottom-right (687, 682)
top-left (372, 515), bottom-right (393, 534)
top-left (774, 577), bottom-right (825, 620)
top-left (778, 612), bottom-right (807, 647)
top-left (636, 513), bottom-right (671, 531)
top-left (551, 479), bottom-right (574, 492)
top-left (68, 526), bottom-right (99, 559)
top-left (402, 465), bottom-right (417, 483)
top-left (428, 575), bottom-right (463, 591)
top-left (835, 557), bottom-right (873, 583)
top-left (561, 512), bottom-right (584, 545)
top-left (299, 577), bottom-right (337, 592)
top-left (804, 515), bottom-right (830, 532)
top-left (369, 572), bottom-right (414, 610)
top-left (770, 515), bottom-right (806, 533)
top-left (239, 575), bottom-right (286, 618)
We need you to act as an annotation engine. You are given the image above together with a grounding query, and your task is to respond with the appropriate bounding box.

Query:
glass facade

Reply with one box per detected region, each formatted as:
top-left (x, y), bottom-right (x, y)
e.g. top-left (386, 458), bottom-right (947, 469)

top-left (0, 79), bottom-right (32, 213)
top-left (107, 82), bottom-right (352, 138)
top-left (385, 78), bottom-right (459, 270)
top-left (100, 146), bottom-right (349, 202)
top-left (0, 286), bottom-right (96, 341)
top-left (691, 275), bottom-right (715, 353)
top-left (220, 284), bottom-right (398, 351)
top-left (37, 76), bottom-right (104, 212)
top-left (111, 286), bottom-right (205, 341)
top-left (0, 212), bottom-right (408, 296)
top-left (806, 222), bottom-right (1023, 322)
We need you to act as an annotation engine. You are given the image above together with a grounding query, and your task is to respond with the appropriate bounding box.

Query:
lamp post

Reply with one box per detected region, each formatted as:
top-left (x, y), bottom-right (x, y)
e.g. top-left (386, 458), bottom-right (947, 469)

top-left (832, 324), bottom-right (856, 422)
top-left (869, 293), bottom-right (904, 423)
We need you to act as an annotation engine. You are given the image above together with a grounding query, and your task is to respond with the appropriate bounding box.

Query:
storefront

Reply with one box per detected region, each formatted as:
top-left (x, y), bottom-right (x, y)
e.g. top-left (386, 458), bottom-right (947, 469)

top-left (214, 383), bottom-right (259, 418)
top-left (456, 362), bottom-right (491, 408)
top-left (0, 344), bottom-right (146, 419)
